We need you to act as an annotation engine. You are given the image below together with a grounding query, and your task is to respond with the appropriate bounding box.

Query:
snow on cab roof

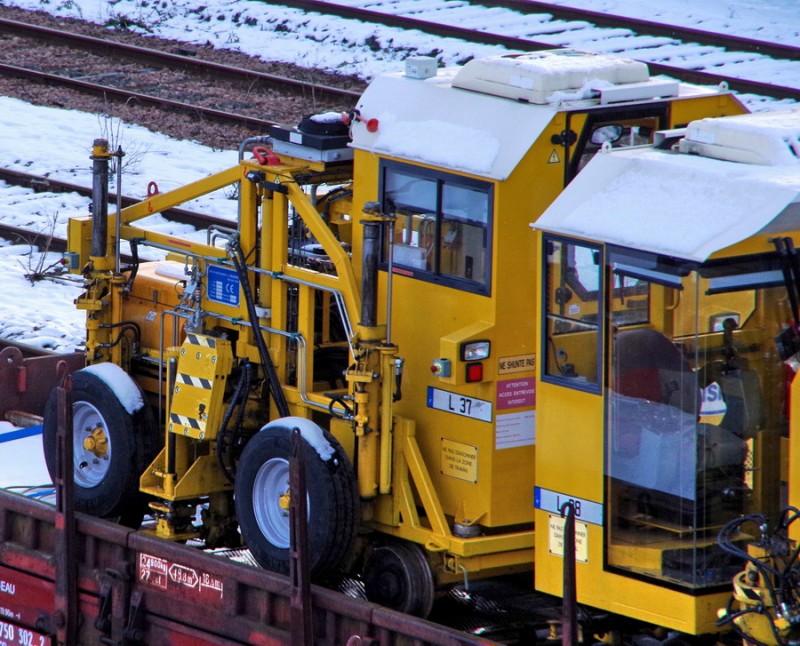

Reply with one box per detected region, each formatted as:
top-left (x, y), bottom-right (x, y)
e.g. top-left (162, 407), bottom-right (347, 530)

top-left (349, 50), bottom-right (729, 180)
top-left (535, 109), bottom-right (800, 262)
top-left (680, 108), bottom-right (800, 165)
top-left (452, 50), bottom-right (649, 104)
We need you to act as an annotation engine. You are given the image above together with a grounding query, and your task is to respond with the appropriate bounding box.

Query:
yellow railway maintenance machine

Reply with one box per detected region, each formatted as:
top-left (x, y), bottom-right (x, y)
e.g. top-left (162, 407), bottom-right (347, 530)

top-left (51, 50), bottom-right (746, 628)
top-left (534, 108), bottom-right (800, 643)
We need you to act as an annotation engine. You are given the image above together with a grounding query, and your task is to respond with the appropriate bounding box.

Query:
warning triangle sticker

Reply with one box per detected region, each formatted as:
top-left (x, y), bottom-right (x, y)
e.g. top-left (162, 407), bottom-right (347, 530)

top-left (548, 149), bottom-right (560, 164)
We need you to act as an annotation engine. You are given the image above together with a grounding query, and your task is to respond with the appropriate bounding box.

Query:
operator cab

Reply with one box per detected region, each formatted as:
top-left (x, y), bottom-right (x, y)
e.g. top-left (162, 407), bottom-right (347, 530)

top-left (535, 108), bottom-right (800, 630)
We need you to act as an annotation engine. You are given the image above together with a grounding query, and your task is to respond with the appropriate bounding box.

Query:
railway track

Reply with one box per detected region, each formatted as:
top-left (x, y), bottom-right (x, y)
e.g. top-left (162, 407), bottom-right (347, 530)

top-left (0, 166), bottom-right (237, 265)
top-left (0, 1), bottom-right (797, 159)
top-left (272, 0), bottom-right (800, 101)
top-left (0, 15), bottom-right (361, 134)
top-left (3, 0), bottom-right (799, 123)
top-left (0, 167), bottom-right (232, 230)
top-left (0, 16), bottom-right (361, 106)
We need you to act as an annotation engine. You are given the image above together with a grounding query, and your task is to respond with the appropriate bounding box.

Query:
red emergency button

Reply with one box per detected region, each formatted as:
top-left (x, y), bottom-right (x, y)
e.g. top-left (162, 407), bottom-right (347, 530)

top-left (431, 358), bottom-right (451, 377)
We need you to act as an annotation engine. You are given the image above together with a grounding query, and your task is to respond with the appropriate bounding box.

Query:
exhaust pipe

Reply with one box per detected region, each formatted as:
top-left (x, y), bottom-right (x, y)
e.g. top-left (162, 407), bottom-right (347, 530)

top-left (90, 138), bottom-right (110, 259)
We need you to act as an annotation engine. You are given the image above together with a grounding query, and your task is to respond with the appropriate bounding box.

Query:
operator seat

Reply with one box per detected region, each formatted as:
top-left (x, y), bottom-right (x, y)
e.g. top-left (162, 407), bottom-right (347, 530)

top-left (613, 328), bottom-right (697, 414)
top-left (611, 328), bottom-right (746, 530)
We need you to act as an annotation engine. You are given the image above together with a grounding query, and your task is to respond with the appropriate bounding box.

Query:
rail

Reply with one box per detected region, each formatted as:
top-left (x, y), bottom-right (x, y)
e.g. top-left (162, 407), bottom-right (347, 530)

top-left (270, 0), bottom-right (800, 101)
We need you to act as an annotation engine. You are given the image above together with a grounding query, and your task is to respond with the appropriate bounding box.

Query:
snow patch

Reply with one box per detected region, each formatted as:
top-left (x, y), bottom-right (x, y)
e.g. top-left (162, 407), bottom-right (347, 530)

top-left (371, 112), bottom-right (500, 176)
top-left (262, 416), bottom-right (335, 461)
top-left (548, 77), bottom-right (613, 103)
top-left (82, 363), bottom-right (145, 414)
top-left (310, 111), bottom-right (345, 124)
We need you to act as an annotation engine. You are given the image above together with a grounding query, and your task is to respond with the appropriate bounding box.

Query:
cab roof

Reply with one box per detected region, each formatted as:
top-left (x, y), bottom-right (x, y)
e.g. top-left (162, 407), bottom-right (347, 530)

top-left (349, 50), bottom-right (732, 180)
top-left (535, 109), bottom-right (800, 262)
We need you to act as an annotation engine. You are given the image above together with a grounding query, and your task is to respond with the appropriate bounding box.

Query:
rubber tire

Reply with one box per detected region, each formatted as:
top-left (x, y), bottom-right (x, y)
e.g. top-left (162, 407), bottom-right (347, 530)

top-left (43, 369), bottom-right (158, 526)
top-left (235, 419), bottom-right (358, 579)
top-left (363, 542), bottom-right (435, 617)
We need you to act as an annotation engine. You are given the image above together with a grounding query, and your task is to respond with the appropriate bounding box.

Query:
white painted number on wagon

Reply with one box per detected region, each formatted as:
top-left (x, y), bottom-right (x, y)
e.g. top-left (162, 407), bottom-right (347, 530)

top-left (0, 620), bottom-right (48, 646)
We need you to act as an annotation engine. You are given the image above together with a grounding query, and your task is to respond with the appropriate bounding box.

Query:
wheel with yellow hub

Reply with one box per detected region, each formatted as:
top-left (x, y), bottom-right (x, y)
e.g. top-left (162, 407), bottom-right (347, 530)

top-left (43, 366), bottom-right (157, 526)
top-left (234, 417), bottom-right (358, 579)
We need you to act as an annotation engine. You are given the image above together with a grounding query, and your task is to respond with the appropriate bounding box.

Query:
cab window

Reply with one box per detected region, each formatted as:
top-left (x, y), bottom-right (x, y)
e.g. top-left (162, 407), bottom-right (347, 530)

top-left (380, 161), bottom-right (492, 294)
top-left (567, 107), bottom-right (667, 181)
top-left (543, 236), bottom-right (602, 390)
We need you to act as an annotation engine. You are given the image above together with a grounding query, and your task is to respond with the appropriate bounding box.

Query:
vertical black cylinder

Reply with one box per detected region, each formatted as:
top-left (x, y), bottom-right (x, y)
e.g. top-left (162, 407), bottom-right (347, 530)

top-left (91, 138), bottom-right (109, 258)
top-left (361, 222), bottom-right (380, 328)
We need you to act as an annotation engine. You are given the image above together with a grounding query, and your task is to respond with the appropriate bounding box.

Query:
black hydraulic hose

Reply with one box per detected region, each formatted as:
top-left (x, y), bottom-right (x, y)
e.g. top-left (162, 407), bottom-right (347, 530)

top-left (228, 360), bottom-right (253, 479)
top-left (124, 237), bottom-right (142, 291)
top-left (229, 242), bottom-right (290, 418)
top-left (778, 506), bottom-right (800, 530)
top-left (217, 360), bottom-right (251, 483)
top-left (718, 515), bottom-right (780, 576)
top-left (779, 508), bottom-right (800, 571)
top-left (232, 360), bottom-right (251, 436)
top-left (775, 509), bottom-right (800, 612)
top-left (717, 596), bottom-right (774, 646)
top-left (327, 392), bottom-right (353, 419)
top-left (717, 511), bottom-right (800, 646)
top-left (719, 514), bottom-right (793, 639)
top-left (718, 516), bottom-right (783, 603)
top-left (98, 324), bottom-right (140, 349)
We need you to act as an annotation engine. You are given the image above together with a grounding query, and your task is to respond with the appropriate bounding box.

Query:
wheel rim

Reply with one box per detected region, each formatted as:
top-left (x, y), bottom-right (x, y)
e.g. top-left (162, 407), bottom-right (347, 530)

top-left (364, 544), bottom-right (435, 617)
top-left (252, 457), bottom-right (310, 549)
top-left (72, 400), bottom-right (112, 488)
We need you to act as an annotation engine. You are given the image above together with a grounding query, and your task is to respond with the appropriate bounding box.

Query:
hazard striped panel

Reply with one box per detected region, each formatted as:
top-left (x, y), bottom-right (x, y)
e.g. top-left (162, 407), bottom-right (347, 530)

top-left (176, 373), bottom-right (212, 390)
top-left (168, 333), bottom-right (233, 441)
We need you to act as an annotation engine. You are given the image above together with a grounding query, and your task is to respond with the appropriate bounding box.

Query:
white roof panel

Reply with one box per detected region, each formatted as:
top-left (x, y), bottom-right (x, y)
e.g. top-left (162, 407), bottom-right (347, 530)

top-left (349, 68), bottom-right (557, 180)
top-left (535, 146), bottom-right (800, 262)
top-left (680, 108), bottom-right (800, 165)
top-left (451, 50), bottom-right (649, 104)
top-left (348, 54), bottom-right (735, 181)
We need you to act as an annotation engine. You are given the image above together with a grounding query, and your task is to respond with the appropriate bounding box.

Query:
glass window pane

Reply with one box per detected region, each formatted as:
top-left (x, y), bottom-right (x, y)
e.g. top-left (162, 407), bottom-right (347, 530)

top-left (544, 238), bottom-right (601, 386)
top-left (440, 184), bottom-right (489, 284)
top-left (381, 163), bottom-right (492, 292)
top-left (442, 184), bottom-right (489, 224)
top-left (388, 210), bottom-right (435, 271)
top-left (385, 171), bottom-right (436, 212)
top-left (605, 256), bottom-right (789, 590)
top-left (576, 115), bottom-right (661, 173)
top-left (610, 267), bottom-right (650, 327)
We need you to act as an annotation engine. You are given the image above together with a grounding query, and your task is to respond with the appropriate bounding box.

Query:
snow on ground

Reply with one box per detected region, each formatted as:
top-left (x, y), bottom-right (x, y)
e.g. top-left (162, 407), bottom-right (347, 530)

top-left (550, 0), bottom-right (800, 46)
top-left (0, 97), bottom-right (241, 355)
top-left (0, 243), bottom-right (84, 352)
top-left (0, 423), bottom-right (53, 493)
top-left (4, 0), bottom-right (800, 79)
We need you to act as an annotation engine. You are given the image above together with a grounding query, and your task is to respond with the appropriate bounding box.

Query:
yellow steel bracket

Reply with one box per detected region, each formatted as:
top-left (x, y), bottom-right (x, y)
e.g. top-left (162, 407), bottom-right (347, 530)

top-left (168, 333), bottom-right (233, 441)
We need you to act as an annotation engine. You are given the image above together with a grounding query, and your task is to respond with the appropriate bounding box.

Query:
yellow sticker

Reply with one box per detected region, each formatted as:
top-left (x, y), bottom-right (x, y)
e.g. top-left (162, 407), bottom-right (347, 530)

top-left (548, 514), bottom-right (589, 563)
top-left (498, 353), bottom-right (535, 374)
top-left (548, 149), bottom-right (561, 164)
top-left (441, 438), bottom-right (478, 482)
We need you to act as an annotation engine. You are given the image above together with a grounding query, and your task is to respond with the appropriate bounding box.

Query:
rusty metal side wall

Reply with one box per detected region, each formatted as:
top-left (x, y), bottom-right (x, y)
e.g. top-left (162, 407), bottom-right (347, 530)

top-left (0, 490), bottom-right (495, 646)
top-left (0, 342), bottom-right (84, 420)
